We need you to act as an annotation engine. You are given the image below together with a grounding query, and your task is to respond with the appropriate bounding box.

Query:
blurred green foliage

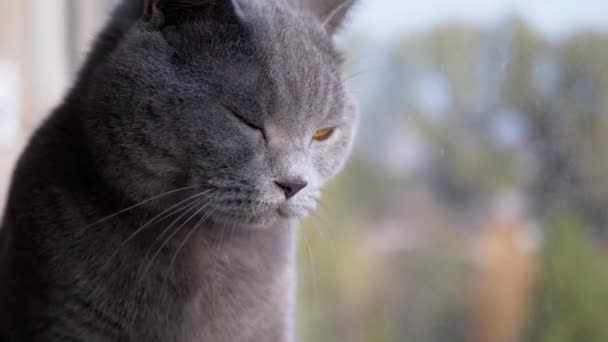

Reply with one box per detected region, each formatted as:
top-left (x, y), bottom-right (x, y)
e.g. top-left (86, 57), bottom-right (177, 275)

top-left (526, 212), bottom-right (608, 342)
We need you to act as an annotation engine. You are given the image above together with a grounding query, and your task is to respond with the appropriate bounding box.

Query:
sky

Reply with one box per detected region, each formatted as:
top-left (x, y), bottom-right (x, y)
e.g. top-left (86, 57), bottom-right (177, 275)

top-left (349, 0), bottom-right (608, 39)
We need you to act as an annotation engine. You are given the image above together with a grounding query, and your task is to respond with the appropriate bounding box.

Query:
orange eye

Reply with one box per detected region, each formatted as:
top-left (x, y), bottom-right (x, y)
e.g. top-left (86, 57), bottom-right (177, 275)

top-left (313, 127), bottom-right (335, 141)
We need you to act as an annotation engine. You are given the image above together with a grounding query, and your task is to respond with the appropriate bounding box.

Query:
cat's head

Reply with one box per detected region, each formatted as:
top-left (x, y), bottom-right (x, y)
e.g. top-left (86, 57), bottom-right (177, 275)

top-left (86, 0), bottom-right (358, 227)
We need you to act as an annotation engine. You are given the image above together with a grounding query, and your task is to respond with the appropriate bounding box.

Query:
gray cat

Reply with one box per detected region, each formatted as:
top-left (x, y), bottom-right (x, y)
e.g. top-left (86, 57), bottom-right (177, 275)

top-left (0, 0), bottom-right (358, 341)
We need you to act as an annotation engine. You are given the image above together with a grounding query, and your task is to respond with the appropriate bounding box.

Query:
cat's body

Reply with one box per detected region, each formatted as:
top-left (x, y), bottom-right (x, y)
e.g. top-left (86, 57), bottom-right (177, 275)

top-left (0, 0), bottom-right (357, 341)
top-left (0, 118), bottom-right (294, 341)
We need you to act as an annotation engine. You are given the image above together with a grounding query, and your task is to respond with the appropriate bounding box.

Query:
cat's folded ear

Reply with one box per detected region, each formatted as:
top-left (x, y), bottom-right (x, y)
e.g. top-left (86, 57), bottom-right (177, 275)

top-left (143, 0), bottom-right (248, 27)
top-left (298, 0), bottom-right (358, 34)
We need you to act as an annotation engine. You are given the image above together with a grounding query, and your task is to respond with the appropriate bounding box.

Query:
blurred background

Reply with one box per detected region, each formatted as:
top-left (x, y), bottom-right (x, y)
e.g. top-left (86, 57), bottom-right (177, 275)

top-left (2, 0), bottom-right (608, 341)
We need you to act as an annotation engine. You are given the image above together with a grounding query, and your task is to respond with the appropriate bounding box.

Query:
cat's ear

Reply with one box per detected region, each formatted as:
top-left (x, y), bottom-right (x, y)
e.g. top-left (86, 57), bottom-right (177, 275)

top-left (300, 0), bottom-right (358, 35)
top-left (143, 0), bottom-right (158, 19)
top-left (143, 0), bottom-right (249, 26)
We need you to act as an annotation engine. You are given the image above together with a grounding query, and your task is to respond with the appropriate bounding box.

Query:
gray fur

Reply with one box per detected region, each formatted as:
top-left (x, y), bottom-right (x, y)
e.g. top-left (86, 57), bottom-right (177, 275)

top-left (0, 0), bottom-right (357, 341)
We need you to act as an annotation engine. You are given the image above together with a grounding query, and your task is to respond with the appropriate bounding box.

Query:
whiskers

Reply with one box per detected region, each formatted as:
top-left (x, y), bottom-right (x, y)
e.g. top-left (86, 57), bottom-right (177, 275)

top-left (88, 185), bottom-right (200, 228)
top-left (100, 187), bottom-right (215, 270)
top-left (136, 198), bottom-right (213, 281)
top-left (160, 201), bottom-right (224, 291)
top-left (297, 197), bottom-right (336, 315)
top-left (300, 196), bottom-right (334, 243)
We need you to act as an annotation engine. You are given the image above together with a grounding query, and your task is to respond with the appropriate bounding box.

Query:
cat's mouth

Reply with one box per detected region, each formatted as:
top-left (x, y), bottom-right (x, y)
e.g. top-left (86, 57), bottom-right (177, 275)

top-left (277, 204), bottom-right (311, 218)
top-left (213, 202), bottom-right (314, 227)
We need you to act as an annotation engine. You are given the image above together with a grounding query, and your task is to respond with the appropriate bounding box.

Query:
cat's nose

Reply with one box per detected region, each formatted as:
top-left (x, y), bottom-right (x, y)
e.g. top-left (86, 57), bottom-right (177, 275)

top-left (275, 179), bottom-right (308, 199)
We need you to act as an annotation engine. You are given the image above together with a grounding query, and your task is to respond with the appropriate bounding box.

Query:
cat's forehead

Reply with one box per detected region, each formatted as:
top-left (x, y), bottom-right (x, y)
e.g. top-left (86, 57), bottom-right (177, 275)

top-left (251, 8), bottom-right (337, 67)
top-left (245, 12), bottom-right (343, 122)
top-left (169, 4), bottom-right (345, 126)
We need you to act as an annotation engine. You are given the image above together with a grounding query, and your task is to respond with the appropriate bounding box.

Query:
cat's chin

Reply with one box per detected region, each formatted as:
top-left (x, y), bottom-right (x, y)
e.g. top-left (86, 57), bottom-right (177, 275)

top-left (210, 205), bottom-right (310, 229)
top-left (205, 210), bottom-right (279, 229)
top-left (277, 204), bottom-right (311, 219)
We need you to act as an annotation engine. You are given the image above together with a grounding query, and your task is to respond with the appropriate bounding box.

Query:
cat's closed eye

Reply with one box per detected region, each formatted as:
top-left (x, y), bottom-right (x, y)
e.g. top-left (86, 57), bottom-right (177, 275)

top-left (225, 106), bottom-right (265, 136)
top-left (313, 127), bottom-right (336, 142)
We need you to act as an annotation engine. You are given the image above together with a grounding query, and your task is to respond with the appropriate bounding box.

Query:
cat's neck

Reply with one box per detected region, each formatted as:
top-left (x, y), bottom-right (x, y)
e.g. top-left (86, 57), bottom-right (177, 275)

top-left (177, 221), bottom-right (298, 342)
top-left (98, 213), bottom-right (298, 342)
